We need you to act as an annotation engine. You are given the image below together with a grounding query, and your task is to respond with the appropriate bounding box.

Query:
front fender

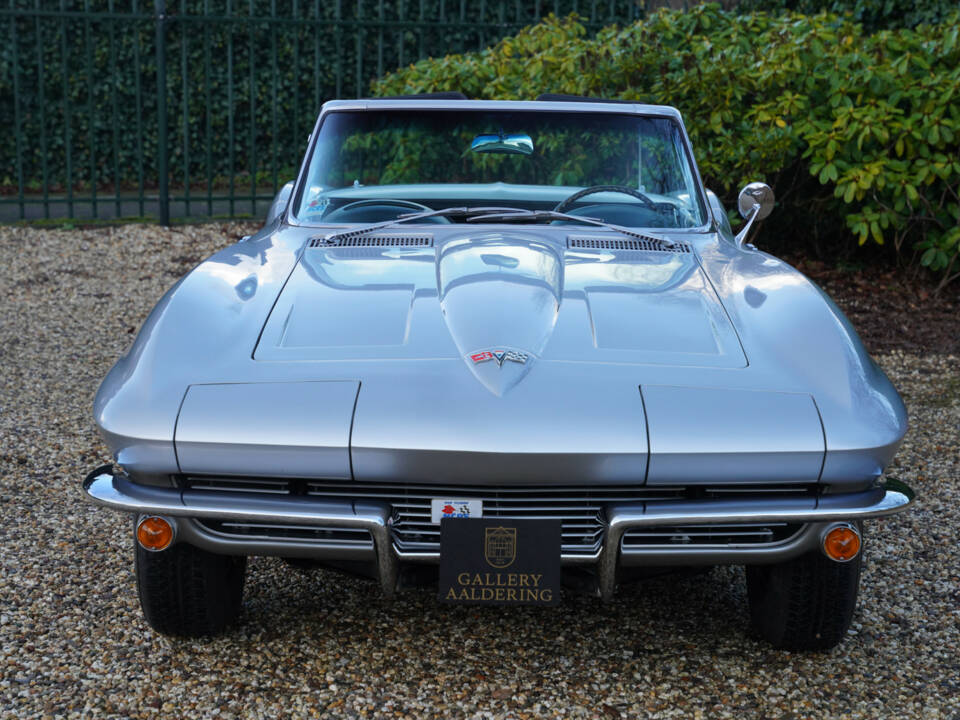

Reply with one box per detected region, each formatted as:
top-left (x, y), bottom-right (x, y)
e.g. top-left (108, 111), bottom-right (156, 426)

top-left (94, 224), bottom-right (305, 477)
top-left (697, 239), bottom-right (907, 490)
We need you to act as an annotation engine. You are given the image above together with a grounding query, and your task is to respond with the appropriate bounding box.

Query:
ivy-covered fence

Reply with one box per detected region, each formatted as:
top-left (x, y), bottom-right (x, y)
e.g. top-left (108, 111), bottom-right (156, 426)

top-left (0, 0), bottom-right (648, 222)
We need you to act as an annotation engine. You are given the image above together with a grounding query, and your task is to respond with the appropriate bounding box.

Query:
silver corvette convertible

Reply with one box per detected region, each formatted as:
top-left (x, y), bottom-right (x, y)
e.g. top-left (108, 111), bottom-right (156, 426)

top-left (84, 96), bottom-right (914, 649)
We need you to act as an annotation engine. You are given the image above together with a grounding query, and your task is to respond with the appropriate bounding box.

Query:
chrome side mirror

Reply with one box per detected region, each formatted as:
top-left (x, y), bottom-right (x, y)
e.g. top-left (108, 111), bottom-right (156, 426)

top-left (265, 180), bottom-right (294, 226)
top-left (735, 181), bottom-right (775, 247)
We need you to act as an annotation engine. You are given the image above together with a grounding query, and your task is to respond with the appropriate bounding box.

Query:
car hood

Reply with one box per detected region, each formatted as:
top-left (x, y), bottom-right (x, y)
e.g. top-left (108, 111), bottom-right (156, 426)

top-left (254, 228), bottom-right (745, 395)
top-left (97, 224), bottom-right (905, 488)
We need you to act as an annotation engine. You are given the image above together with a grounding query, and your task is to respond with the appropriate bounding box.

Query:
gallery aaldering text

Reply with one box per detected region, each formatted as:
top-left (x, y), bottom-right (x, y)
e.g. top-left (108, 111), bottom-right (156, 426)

top-left (445, 572), bottom-right (553, 602)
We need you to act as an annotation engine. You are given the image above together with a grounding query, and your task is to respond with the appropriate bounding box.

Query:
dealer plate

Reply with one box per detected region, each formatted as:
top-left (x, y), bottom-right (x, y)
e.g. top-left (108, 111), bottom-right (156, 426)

top-left (438, 518), bottom-right (561, 606)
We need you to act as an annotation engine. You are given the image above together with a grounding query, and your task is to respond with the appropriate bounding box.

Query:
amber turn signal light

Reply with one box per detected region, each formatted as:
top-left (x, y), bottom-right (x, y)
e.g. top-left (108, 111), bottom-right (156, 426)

top-left (822, 523), bottom-right (861, 562)
top-left (137, 516), bottom-right (175, 551)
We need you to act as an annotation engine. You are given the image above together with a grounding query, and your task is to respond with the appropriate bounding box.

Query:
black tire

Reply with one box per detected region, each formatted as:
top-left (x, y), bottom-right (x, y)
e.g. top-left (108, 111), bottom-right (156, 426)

top-left (746, 547), bottom-right (862, 651)
top-left (135, 541), bottom-right (246, 637)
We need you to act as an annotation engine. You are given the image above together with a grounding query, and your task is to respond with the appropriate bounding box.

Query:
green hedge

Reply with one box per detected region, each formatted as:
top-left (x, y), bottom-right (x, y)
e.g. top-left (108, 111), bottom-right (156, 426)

top-left (374, 5), bottom-right (960, 288)
top-left (736, 0), bottom-right (957, 32)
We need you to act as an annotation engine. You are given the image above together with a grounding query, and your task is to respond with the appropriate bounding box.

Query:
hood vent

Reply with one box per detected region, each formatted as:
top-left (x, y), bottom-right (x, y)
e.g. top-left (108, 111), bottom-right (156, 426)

top-left (310, 234), bottom-right (433, 248)
top-left (567, 235), bottom-right (690, 254)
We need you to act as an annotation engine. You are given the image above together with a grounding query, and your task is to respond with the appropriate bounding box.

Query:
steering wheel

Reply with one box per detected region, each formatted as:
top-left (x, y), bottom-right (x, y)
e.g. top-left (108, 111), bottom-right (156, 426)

top-left (323, 198), bottom-right (450, 223)
top-left (554, 185), bottom-right (658, 214)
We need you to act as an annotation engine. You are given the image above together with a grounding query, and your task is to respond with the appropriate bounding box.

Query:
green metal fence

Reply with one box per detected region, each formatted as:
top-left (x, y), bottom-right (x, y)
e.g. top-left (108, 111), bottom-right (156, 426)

top-left (0, 0), bottom-right (649, 223)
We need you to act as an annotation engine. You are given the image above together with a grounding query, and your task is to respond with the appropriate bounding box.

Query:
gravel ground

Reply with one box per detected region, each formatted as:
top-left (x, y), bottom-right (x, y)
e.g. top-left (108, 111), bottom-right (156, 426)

top-left (1, 224), bottom-right (958, 719)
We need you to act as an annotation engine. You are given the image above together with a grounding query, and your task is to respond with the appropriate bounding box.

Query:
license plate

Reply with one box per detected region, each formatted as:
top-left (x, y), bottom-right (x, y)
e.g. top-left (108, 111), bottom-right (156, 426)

top-left (438, 518), bottom-right (561, 606)
top-left (430, 498), bottom-right (482, 524)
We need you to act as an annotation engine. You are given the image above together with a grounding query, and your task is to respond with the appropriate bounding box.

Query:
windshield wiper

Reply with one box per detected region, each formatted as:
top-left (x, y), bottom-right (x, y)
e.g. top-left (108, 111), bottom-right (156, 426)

top-left (314, 205), bottom-right (676, 248)
top-left (314, 206), bottom-right (526, 245)
top-left (465, 209), bottom-right (678, 247)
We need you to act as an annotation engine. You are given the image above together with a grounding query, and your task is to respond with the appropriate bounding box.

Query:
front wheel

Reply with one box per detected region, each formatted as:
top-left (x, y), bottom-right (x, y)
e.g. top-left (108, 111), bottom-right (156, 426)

top-left (746, 546), bottom-right (862, 651)
top-left (135, 540), bottom-right (246, 637)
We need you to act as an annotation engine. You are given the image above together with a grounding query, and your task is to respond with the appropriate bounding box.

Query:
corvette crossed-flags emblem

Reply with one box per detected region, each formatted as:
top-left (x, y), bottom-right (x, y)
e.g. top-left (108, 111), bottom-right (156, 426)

top-left (469, 349), bottom-right (529, 367)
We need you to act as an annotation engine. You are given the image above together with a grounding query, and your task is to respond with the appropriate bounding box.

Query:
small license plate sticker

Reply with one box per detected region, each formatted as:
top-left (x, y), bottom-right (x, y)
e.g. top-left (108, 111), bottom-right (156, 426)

top-left (430, 498), bottom-right (483, 524)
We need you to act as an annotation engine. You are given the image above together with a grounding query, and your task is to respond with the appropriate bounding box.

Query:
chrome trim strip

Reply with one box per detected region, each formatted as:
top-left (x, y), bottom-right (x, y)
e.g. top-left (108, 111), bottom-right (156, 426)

top-left (84, 467), bottom-right (914, 602)
top-left (618, 522), bottom-right (824, 568)
top-left (83, 467), bottom-right (399, 597)
top-left (597, 480), bottom-right (915, 599)
top-left (176, 518), bottom-right (379, 562)
top-left (394, 547), bottom-right (602, 565)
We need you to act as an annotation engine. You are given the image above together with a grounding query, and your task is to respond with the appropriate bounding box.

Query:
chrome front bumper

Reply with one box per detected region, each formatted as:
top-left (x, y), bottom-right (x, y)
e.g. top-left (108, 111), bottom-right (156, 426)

top-left (83, 466), bottom-right (915, 600)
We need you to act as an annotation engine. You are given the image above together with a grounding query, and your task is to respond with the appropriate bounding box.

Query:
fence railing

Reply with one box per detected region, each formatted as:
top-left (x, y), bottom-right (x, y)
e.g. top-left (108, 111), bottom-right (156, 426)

top-left (0, 0), bottom-right (654, 224)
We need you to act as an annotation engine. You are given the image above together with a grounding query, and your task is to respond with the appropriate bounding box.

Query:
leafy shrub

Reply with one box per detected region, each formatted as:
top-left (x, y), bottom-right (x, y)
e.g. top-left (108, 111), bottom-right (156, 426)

top-left (736, 0), bottom-right (957, 32)
top-left (374, 5), bottom-right (960, 287)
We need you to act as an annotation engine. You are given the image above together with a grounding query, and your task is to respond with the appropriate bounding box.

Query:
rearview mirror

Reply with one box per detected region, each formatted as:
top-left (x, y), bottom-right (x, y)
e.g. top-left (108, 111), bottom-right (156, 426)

top-left (471, 131), bottom-right (534, 156)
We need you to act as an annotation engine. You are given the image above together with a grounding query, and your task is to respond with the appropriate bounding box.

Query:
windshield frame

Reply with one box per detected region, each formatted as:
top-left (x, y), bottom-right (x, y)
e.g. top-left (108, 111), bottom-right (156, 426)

top-left (286, 100), bottom-right (712, 233)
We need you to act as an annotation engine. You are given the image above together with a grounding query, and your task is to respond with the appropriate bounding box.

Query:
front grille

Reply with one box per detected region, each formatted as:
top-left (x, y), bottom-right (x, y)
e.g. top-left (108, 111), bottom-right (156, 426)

top-left (185, 477), bottom-right (686, 555)
top-left (183, 477), bottom-right (815, 553)
top-left (351, 484), bottom-right (686, 555)
top-left (622, 522), bottom-right (803, 548)
top-left (567, 235), bottom-right (691, 253)
top-left (197, 519), bottom-right (374, 547)
top-left (187, 476), bottom-right (290, 494)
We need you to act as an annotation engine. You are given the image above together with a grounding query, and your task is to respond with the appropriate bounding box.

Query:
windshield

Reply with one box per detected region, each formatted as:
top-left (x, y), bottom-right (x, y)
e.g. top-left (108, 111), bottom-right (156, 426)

top-left (295, 109), bottom-right (706, 229)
